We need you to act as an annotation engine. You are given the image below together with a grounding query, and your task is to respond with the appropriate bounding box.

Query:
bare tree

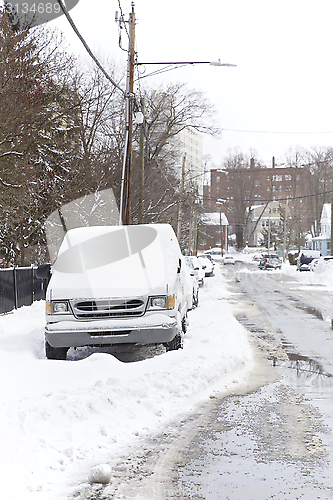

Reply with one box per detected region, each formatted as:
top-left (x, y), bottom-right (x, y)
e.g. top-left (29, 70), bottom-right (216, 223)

top-left (127, 82), bottom-right (219, 227)
top-left (221, 148), bottom-right (263, 249)
top-left (302, 147), bottom-right (333, 235)
top-left (0, 9), bottom-right (80, 264)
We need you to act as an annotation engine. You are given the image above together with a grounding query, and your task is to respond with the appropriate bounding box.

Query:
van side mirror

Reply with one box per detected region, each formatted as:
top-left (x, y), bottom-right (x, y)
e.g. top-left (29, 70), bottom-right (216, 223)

top-left (36, 263), bottom-right (51, 279)
top-left (177, 258), bottom-right (182, 274)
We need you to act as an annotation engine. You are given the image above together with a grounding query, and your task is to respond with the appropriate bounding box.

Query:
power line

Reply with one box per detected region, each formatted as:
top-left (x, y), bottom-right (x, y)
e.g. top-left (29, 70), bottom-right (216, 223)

top-left (117, 0), bottom-right (131, 42)
top-left (203, 189), bottom-right (333, 205)
top-left (222, 128), bottom-right (333, 135)
top-left (56, 0), bottom-right (125, 96)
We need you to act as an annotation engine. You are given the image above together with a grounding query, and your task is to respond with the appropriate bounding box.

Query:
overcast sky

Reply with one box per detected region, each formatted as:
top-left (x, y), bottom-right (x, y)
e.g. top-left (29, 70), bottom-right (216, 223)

top-left (48, 1), bottom-right (333, 168)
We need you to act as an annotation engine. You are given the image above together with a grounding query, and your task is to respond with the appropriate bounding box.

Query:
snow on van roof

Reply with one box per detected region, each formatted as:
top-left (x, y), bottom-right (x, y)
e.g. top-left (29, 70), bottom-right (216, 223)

top-left (50, 224), bottom-right (181, 295)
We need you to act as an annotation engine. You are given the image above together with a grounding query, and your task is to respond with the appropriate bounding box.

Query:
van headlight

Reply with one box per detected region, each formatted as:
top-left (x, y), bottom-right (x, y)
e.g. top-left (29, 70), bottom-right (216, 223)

top-left (147, 295), bottom-right (175, 310)
top-left (46, 301), bottom-right (70, 315)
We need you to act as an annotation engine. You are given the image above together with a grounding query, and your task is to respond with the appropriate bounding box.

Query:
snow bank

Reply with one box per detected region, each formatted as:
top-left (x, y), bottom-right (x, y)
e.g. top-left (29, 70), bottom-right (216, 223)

top-left (0, 265), bottom-right (254, 500)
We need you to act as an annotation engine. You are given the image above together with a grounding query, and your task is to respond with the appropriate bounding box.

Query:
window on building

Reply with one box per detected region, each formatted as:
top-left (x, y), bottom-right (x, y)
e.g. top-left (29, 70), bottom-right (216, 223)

top-left (285, 174), bottom-right (292, 181)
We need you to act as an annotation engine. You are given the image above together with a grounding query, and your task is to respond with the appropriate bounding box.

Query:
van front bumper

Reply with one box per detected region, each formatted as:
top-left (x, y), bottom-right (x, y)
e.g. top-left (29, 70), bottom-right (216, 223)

top-left (45, 313), bottom-right (178, 348)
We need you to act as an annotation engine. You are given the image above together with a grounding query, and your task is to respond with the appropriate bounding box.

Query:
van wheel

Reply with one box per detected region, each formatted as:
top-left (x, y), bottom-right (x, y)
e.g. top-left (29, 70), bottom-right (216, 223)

top-left (45, 341), bottom-right (68, 360)
top-left (182, 314), bottom-right (188, 334)
top-left (164, 332), bottom-right (183, 352)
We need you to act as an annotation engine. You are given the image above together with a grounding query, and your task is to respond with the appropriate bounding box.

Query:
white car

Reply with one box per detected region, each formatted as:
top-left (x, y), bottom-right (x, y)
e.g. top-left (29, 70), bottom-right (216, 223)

top-left (185, 256), bottom-right (205, 287)
top-left (184, 259), bottom-right (199, 308)
top-left (223, 255), bottom-right (235, 265)
top-left (311, 255), bottom-right (333, 273)
top-left (197, 255), bottom-right (214, 277)
top-left (204, 248), bottom-right (223, 258)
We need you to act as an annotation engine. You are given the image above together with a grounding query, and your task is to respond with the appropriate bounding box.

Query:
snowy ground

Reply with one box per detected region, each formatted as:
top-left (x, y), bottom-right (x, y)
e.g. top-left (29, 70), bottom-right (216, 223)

top-left (0, 263), bottom-right (255, 500)
top-left (1, 254), bottom-right (332, 500)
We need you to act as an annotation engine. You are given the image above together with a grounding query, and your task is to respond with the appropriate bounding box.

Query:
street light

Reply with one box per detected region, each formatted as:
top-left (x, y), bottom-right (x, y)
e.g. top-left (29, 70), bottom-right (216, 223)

top-left (136, 60), bottom-right (236, 80)
top-left (118, 5), bottom-right (237, 225)
top-left (137, 60), bottom-right (236, 66)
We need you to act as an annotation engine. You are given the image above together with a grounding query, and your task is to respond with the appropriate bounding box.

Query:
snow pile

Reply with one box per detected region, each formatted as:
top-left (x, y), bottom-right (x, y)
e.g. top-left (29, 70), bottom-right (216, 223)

top-left (0, 265), bottom-right (254, 500)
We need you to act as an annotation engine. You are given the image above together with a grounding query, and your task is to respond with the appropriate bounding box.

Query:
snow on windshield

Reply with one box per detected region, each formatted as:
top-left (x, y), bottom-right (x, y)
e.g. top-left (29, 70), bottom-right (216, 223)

top-left (52, 226), bottom-right (168, 293)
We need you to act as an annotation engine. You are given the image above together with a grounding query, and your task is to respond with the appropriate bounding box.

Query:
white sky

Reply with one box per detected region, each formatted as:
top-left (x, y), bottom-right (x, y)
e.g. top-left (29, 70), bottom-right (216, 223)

top-left (49, 1), bottom-right (333, 167)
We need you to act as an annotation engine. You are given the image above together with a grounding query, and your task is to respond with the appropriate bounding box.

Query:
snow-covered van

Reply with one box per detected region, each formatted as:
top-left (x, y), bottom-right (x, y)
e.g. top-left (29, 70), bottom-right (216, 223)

top-left (40, 224), bottom-right (190, 359)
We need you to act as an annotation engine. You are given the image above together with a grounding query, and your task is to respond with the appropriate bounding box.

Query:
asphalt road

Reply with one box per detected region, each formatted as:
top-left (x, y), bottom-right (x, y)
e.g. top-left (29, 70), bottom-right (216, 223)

top-left (173, 260), bottom-right (333, 500)
top-left (81, 260), bottom-right (333, 500)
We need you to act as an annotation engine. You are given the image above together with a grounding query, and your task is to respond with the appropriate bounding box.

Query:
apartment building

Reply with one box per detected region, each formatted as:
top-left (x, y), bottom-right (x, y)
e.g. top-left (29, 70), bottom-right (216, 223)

top-left (175, 128), bottom-right (203, 197)
top-left (203, 164), bottom-right (311, 247)
top-left (210, 165), bottom-right (308, 209)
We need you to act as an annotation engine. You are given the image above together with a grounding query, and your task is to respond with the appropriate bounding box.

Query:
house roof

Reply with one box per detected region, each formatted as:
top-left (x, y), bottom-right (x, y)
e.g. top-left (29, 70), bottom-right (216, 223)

top-left (201, 212), bottom-right (229, 226)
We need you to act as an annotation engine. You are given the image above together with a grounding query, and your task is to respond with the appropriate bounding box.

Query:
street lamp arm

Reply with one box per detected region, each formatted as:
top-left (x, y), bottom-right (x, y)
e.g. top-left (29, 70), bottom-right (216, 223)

top-left (136, 60), bottom-right (236, 67)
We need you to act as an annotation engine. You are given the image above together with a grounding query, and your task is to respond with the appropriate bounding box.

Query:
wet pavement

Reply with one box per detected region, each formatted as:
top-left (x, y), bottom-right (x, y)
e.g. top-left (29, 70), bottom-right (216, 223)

top-left (176, 310), bottom-right (333, 500)
top-left (76, 262), bottom-right (333, 499)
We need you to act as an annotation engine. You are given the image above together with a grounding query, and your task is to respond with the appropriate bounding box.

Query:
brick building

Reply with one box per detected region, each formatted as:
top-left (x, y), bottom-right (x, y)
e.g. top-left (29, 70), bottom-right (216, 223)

top-left (204, 164), bottom-right (311, 246)
top-left (197, 212), bottom-right (229, 252)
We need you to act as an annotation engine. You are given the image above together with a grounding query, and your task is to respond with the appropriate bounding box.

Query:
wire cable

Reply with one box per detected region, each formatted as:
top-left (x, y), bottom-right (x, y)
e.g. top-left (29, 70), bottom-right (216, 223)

top-left (56, 0), bottom-right (125, 96)
top-left (203, 189), bottom-right (333, 205)
top-left (222, 128), bottom-right (333, 135)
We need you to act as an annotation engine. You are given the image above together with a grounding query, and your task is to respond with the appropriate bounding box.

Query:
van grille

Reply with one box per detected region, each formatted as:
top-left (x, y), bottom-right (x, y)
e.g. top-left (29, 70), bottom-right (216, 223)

top-left (70, 298), bottom-right (147, 319)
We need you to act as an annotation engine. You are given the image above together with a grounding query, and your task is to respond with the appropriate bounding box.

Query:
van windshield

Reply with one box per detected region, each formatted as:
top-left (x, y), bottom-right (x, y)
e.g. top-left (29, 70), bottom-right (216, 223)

top-left (52, 226), bottom-right (168, 292)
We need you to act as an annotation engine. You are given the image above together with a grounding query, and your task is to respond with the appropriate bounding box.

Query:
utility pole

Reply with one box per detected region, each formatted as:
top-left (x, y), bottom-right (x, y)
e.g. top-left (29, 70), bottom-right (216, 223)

top-left (193, 192), bottom-right (200, 255)
top-left (138, 97), bottom-right (145, 224)
top-left (219, 209), bottom-right (224, 257)
top-left (268, 209), bottom-right (271, 252)
top-left (283, 198), bottom-right (288, 261)
top-left (177, 155), bottom-right (186, 241)
top-left (120, 2), bottom-right (135, 225)
top-left (188, 203), bottom-right (194, 255)
top-left (297, 199), bottom-right (301, 253)
top-left (331, 165), bottom-right (333, 255)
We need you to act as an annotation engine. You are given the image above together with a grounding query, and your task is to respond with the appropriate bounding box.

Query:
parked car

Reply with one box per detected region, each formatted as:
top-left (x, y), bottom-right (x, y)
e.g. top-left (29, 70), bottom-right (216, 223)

top-left (311, 255), bottom-right (333, 273)
top-left (38, 224), bottom-right (191, 359)
top-left (185, 256), bottom-right (205, 287)
top-left (197, 255), bottom-right (214, 277)
top-left (184, 259), bottom-right (199, 308)
top-left (296, 250), bottom-right (321, 271)
top-left (204, 248), bottom-right (223, 258)
top-left (222, 255), bottom-right (235, 265)
top-left (258, 253), bottom-right (282, 270)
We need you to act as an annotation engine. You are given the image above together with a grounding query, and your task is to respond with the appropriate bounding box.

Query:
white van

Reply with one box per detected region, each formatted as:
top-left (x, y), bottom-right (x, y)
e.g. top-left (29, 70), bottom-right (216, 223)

top-left (40, 224), bottom-right (190, 359)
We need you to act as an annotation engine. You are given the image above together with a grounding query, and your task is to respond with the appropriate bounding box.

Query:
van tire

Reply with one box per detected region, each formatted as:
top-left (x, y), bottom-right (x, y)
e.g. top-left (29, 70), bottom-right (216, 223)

top-left (45, 341), bottom-right (68, 360)
top-left (193, 290), bottom-right (199, 307)
top-left (164, 332), bottom-right (183, 352)
top-left (182, 314), bottom-right (188, 334)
